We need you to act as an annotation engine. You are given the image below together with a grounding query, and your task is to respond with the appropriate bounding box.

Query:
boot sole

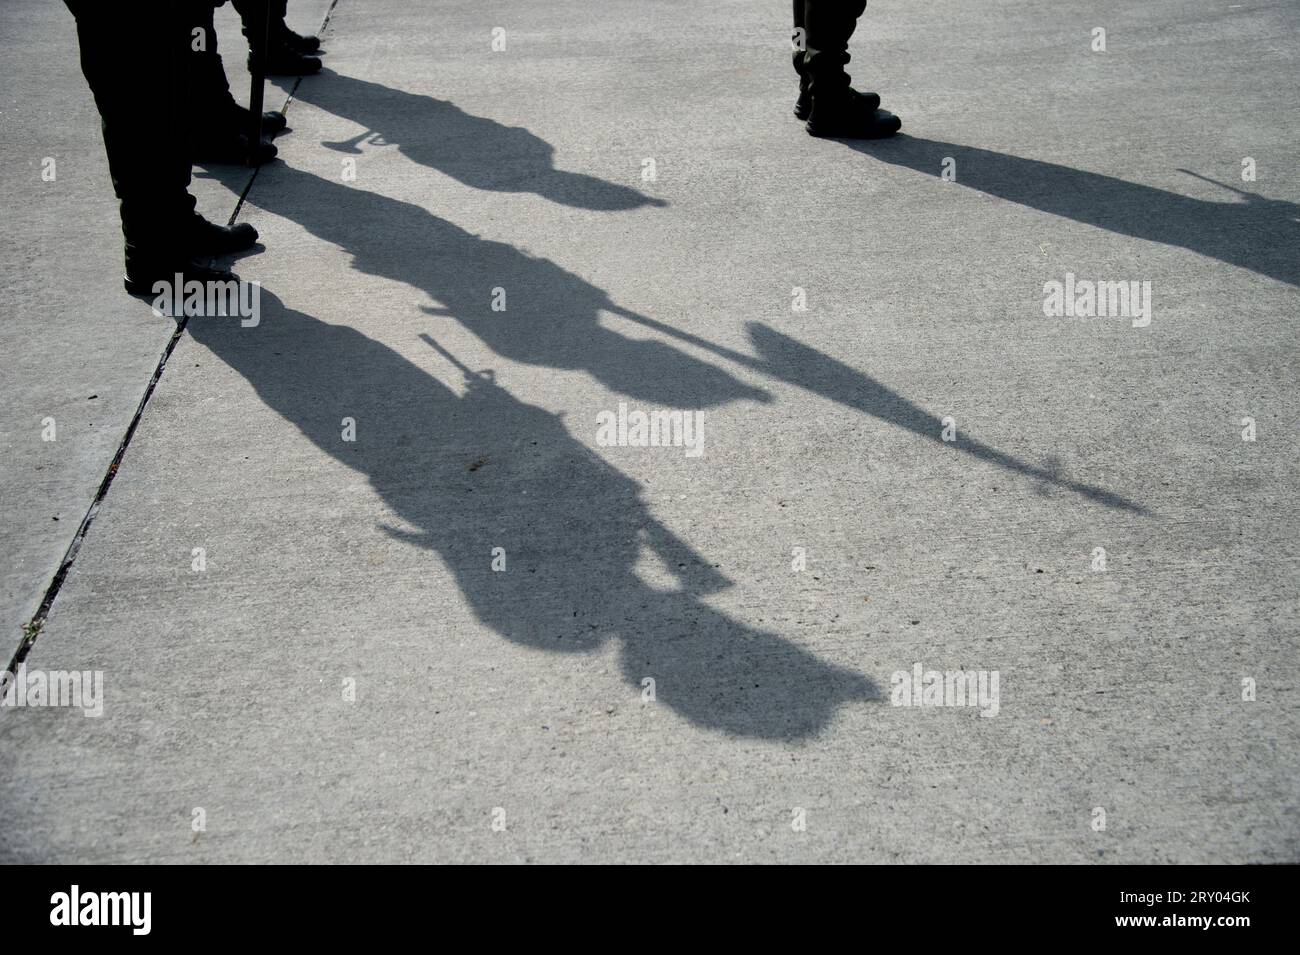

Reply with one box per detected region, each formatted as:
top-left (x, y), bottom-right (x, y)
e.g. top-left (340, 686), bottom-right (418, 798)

top-left (806, 114), bottom-right (901, 139)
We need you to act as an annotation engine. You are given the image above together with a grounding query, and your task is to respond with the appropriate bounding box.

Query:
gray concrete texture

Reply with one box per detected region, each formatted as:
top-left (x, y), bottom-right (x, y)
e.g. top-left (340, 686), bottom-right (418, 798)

top-left (0, 0), bottom-right (1297, 862)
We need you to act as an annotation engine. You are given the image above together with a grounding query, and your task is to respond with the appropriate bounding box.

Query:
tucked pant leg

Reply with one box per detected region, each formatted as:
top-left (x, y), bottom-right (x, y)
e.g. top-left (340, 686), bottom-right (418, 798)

top-left (230, 0), bottom-right (289, 46)
top-left (64, 0), bottom-right (195, 267)
top-left (188, 2), bottom-right (237, 116)
top-left (800, 0), bottom-right (868, 93)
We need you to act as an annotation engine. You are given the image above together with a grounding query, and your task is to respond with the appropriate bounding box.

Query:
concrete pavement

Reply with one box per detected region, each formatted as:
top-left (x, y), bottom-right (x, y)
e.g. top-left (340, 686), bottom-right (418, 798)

top-left (0, 0), bottom-right (333, 658)
top-left (0, 0), bottom-right (1297, 862)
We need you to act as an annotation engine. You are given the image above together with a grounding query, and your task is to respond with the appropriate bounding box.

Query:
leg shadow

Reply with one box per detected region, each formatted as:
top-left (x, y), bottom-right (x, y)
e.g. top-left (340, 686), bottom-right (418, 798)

top-left (845, 135), bottom-right (1299, 287)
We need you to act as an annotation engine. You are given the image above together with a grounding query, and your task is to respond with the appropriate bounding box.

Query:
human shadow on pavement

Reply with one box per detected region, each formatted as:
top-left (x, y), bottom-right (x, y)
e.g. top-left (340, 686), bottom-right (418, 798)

top-left (241, 164), bottom-right (1144, 512)
top-left (847, 135), bottom-right (1299, 288)
top-left (294, 69), bottom-right (665, 212)
top-left (182, 292), bottom-right (876, 740)
top-left (245, 164), bottom-right (765, 410)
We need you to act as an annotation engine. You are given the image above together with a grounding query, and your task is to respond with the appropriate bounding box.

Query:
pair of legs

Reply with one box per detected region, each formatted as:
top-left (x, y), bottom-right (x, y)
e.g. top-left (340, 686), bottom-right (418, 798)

top-left (229, 0), bottom-right (324, 75)
top-left (64, 1), bottom-right (265, 292)
top-left (187, 0), bottom-right (330, 161)
top-left (791, 0), bottom-right (899, 137)
top-left (188, 0), bottom-right (291, 165)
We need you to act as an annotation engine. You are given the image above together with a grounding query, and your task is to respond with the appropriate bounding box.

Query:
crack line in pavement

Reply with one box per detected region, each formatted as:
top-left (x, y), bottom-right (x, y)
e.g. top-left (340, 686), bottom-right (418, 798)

top-left (5, 0), bottom-right (341, 675)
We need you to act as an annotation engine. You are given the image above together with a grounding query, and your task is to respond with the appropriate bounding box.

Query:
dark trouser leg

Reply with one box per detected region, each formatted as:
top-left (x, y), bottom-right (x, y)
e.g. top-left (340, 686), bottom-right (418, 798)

top-left (188, 2), bottom-right (238, 118)
top-left (231, 0), bottom-right (288, 25)
top-left (64, 0), bottom-right (195, 272)
top-left (801, 0), bottom-right (868, 95)
top-left (231, 0), bottom-right (321, 74)
top-left (230, 0), bottom-right (288, 45)
top-left (186, 1), bottom-right (285, 164)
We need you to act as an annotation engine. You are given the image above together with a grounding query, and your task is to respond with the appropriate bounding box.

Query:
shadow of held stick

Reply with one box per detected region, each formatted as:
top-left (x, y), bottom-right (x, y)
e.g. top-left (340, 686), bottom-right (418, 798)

top-left (603, 305), bottom-right (1148, 514)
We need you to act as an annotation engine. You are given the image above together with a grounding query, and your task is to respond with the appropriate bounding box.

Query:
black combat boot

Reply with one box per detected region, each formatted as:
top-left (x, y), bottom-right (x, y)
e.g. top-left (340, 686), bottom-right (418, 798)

top-left (805, 90), bottom-right (901, 138)
top-left (124, 257), bottom-right (239, 298)
top-left (253, 39), bottom-right (321, 76)
top-left (185, 2), bottom-right (285, 163)
top-left (794, 78), bottom-right (879, 121)
top-left (186, 214), bottom-right (259, 258)
top-left (225, 102), bottom-right (289, 137)
top-left (190, 128), bottom-right (279, 166)
top-left (232, 0), bottom-right (323, 59)
top-left (277, 22), bottom-right (321, 54)
top-left (792, 0), bottom-right (898, 138)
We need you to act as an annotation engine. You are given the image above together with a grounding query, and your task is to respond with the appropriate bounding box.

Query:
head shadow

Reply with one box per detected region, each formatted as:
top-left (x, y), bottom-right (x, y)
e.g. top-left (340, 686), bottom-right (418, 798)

top-left (843, 134), bottom-right (1299, 287)
top-left (180, 292), bottom-right (877, 740)
top-left (293, 69), bottom-right (666, 212)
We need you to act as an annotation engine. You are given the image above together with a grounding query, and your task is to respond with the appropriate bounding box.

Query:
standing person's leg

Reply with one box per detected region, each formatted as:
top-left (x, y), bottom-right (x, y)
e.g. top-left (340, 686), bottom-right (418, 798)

top-left (250, 0), bottom-right (321, 52)
top-left (270, 0), bottom-right (320, 51)
top-left (794, 0), bottom-right (878, 119)
top-left (231, 0), bottom-right (322, 75)
top-left (187, 0), bottom-right (282, 165)
top-left (796, 0), bottom-right (899, 138)
top-left (802, 0), bottom-right (866, 96)
top-left (63, 0), bottom-right (236, 293)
